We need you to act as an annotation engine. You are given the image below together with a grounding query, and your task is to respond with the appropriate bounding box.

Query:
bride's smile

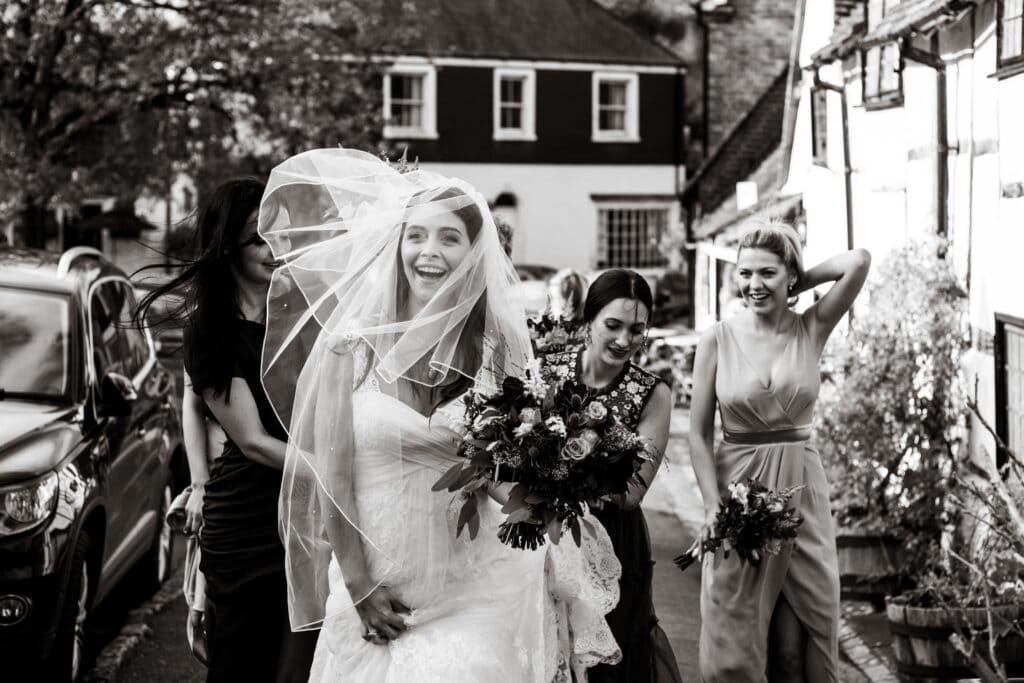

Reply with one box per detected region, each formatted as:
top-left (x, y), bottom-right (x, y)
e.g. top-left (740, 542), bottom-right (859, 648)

top-left (400, 205), bottom-right (473, 313)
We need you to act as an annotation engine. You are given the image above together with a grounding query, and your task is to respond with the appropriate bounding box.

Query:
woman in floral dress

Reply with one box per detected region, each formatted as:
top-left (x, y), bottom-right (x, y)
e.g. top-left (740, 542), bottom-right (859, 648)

top-left (542, 269), bottom-right (682, 683)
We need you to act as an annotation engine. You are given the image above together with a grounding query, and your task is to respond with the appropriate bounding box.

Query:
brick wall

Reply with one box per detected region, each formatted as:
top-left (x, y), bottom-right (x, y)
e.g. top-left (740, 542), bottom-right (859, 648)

top-left (705, 0), bottom-right (795, 151)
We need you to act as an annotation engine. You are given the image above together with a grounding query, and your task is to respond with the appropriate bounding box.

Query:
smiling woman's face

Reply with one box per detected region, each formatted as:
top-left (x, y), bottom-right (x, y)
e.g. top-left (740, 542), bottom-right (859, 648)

top-left (400, 205), bottom-right (473, 313)
top-left (588, 297), bottom-right (650, 367)
top-left (735, 247), bottom-right (792, 314)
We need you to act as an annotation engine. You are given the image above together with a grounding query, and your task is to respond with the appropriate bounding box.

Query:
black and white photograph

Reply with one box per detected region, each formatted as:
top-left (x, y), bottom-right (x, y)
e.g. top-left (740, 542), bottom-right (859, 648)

top-left (2, 1), bottom-right (1023, 681)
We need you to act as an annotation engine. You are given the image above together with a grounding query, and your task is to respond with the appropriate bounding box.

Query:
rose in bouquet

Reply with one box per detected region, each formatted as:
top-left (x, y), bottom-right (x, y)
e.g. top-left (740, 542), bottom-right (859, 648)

top-left (674, 479), bottom-right (804, 572)
top-left (527, 314), bottom-right (586, 355)
top-left (432, 360), bottom-right (649, 550)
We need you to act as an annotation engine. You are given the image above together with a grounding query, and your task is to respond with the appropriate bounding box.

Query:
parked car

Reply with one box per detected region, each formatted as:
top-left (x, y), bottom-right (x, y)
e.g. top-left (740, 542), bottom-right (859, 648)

top-left (0, 247), bottom-right (186, 682)
top-left (511, 263), bottom-right (557, 316)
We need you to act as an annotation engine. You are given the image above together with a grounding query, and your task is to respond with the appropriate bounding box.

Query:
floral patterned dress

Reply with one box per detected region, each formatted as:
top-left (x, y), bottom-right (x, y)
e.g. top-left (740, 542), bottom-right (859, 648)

top-left (542, 346), bottom-right (683, 683)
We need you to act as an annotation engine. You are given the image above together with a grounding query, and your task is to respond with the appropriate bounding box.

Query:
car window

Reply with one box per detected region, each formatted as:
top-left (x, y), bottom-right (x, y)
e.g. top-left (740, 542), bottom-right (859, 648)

top-left (90, 282), bottom-right (127, 381)
top-left (91, 281), bottom-right (150, 380)
top-left (119, 286), bottom-right (151, 376)
top-left (0, 287), bottom-right (71, 399)
top-left (91, 280), bottom-right (152, 379)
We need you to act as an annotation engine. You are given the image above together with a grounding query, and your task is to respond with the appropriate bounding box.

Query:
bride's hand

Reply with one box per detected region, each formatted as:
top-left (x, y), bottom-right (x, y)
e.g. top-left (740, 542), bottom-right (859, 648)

top-left (354, 585), bottom-right (410, 644)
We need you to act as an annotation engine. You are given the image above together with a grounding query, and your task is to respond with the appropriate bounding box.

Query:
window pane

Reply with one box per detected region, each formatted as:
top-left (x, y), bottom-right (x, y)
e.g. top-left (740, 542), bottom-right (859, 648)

top-left (391, 74), bottom-right (422, 102)
top-left (598, 207), bottom-right (669, 268)
top-left (864, 48), bottom-right (881, 98)
top-left (1004, 16), bottom-right (1024, 60)
top-left (880, 45), bottom-right (900, 94)
top-left (812, 89), bottom-right (828, 161)
top-left (600, 81), bottom-right (627, 107)
top-left (393, 102), bottom-right (422, 127)
top-left (501, 77), bottom-right (523, 104)
top-left (118, 285), bottom-right (149, 377)
top-left (599, 109), bottom-right (626, 131)
top-left (0, 287), bottom-right (70, 397)
top-left (1006, 324), bottom-right (1024, 454)
top-left (500, 105), bottom-right (522, 129)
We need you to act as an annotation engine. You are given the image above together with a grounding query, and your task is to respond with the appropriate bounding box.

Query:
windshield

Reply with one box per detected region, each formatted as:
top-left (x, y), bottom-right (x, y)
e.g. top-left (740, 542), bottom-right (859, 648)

top-left (0, 287), bottom-right (71, 400)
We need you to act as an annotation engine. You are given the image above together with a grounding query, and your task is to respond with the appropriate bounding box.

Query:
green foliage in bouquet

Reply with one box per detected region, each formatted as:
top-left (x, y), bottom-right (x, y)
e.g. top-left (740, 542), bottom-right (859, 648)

top-left (816, 239), bottom-right (968, 576)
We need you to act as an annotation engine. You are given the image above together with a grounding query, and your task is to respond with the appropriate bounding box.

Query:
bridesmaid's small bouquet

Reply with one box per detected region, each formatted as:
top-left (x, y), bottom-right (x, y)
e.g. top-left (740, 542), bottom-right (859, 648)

top-left (433, 359), bottom-right (648, 550)
top-left (674, 479), bottom-right (805, 572)
top-left (527, 314), bottom-right (585, 355)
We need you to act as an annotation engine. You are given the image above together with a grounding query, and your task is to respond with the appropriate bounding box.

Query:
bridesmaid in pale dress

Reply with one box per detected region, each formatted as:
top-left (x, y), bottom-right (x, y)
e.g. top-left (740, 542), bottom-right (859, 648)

top-left (688, 222), bottom-right (870, 682)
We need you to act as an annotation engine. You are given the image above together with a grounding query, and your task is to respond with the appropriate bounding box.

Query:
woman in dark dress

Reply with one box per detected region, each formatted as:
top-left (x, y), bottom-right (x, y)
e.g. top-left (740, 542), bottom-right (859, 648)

top-left (541, 269), bottom-right (683, 683)
top-left (137, 178), bottom-right (316, 683)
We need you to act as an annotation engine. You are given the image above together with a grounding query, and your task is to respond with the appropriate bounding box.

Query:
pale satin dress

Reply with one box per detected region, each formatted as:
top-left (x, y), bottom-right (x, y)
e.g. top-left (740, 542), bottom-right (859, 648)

top-left (699, 315), bottom-right (840, 682)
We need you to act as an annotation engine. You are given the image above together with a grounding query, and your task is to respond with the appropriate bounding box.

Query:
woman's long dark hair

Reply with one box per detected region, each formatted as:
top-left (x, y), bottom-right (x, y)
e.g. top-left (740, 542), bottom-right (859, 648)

top-left (134, 177), bottom-right (266, 398)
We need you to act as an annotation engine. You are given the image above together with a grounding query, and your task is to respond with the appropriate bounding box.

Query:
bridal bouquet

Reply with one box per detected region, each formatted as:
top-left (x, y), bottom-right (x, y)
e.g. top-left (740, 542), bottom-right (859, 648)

top-left (527, 314), bottom-right (585, 354)
top-left (674, 479), bottom-right (805, 572)
top-left (433, 360), bottom-right (648, 550)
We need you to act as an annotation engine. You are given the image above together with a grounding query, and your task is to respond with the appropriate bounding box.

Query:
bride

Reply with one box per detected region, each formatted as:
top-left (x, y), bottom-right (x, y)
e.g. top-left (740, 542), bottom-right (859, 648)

top-left (259, 148), bottom-right (621, 682)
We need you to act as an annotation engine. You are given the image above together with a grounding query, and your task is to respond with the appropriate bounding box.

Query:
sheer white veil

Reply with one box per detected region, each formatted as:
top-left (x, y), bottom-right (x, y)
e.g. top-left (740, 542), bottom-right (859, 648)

top-left (258, 148), bottom-right (534, 631)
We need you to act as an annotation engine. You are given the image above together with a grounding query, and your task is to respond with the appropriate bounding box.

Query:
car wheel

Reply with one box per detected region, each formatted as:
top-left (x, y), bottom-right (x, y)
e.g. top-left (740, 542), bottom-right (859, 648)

top-left (139, 481), bottom-right (175, 594)
top-left (44, 531), bottom-right (91, 683)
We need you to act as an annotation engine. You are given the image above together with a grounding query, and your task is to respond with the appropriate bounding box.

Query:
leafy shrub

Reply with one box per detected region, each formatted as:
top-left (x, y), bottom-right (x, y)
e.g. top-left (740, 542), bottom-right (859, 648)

top-left (816, 239), bottom-right (968, 576)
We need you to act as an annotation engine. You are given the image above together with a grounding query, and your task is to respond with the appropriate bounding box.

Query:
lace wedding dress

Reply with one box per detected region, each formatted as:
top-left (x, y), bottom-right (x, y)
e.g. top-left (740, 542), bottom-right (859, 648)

top-left (307, 347), bottom-right (621, 682)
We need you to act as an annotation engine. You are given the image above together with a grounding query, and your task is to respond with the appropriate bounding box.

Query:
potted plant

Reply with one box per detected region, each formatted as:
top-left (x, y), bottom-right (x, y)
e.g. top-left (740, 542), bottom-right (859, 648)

top-left (816, 240), bottom-right (968, 603)
top-left (885, 436), bottom-right (1024, 683)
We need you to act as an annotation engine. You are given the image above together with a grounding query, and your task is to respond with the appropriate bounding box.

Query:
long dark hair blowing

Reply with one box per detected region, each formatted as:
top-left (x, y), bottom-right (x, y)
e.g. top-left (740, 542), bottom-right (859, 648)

top-left (583, 268), bottom-right (654, 322)
top-left (134, 177), bottom-right (266, 399)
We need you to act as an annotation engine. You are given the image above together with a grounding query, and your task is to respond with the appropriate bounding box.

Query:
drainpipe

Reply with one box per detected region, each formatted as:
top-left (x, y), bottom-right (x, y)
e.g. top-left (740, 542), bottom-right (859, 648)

top-left (696, 4), bottom-right (711, 160)
top-left (901, 34), bottom-right (949, 238)
top-left (813, 67), bottom-right (855, 250)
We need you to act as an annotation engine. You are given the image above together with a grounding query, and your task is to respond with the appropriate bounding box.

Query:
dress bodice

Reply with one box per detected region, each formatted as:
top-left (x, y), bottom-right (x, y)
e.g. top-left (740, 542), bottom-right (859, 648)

top-left (541, 345), bottom-right (660, 431)
top-left (713, 315), bottom-right (820, 436)
top-left (350, 343), bottom-right (466, 474)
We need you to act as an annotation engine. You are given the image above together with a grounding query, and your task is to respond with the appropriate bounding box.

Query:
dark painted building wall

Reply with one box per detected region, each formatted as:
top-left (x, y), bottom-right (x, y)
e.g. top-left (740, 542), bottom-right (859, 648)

top-left (393, 65), bottom-right (685, 165)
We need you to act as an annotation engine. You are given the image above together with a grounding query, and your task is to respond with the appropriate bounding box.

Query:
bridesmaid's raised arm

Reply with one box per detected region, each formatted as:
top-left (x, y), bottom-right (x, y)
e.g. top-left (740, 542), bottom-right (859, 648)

top-left (620, 381), bottom-right (672, 509)
top-left (799, 248), bottom-right (872, 346)
top-left (688, 326), bottom-right (721, 548)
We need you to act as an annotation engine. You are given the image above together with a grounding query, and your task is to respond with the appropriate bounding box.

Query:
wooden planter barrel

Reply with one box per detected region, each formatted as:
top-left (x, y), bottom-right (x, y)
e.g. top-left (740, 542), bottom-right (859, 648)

top-left (885, 599), bottom-right (1024, 681)
top-left (836, 531), bottom-right (908, 606)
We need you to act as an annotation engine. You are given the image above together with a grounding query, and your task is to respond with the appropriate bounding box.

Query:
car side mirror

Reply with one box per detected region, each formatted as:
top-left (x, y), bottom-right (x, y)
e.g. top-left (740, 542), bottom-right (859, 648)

top-left (98, 372), bottom-right (137, 417)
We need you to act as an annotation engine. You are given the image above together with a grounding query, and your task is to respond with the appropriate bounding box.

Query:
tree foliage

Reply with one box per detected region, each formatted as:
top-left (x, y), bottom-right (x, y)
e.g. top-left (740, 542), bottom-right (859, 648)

top-left (1, 0), bottom-right (424, 245)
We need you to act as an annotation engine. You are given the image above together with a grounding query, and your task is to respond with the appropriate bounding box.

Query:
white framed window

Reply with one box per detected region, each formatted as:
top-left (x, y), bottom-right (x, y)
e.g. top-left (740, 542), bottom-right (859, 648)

top-left (493, 68), bottom-right (536, 141)
top-left (592, 72), bottom-right (639, 143)
top-left (594, 200), bottom-right (673, 268)
top-left (383, 64), bottom-right (438, 139)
